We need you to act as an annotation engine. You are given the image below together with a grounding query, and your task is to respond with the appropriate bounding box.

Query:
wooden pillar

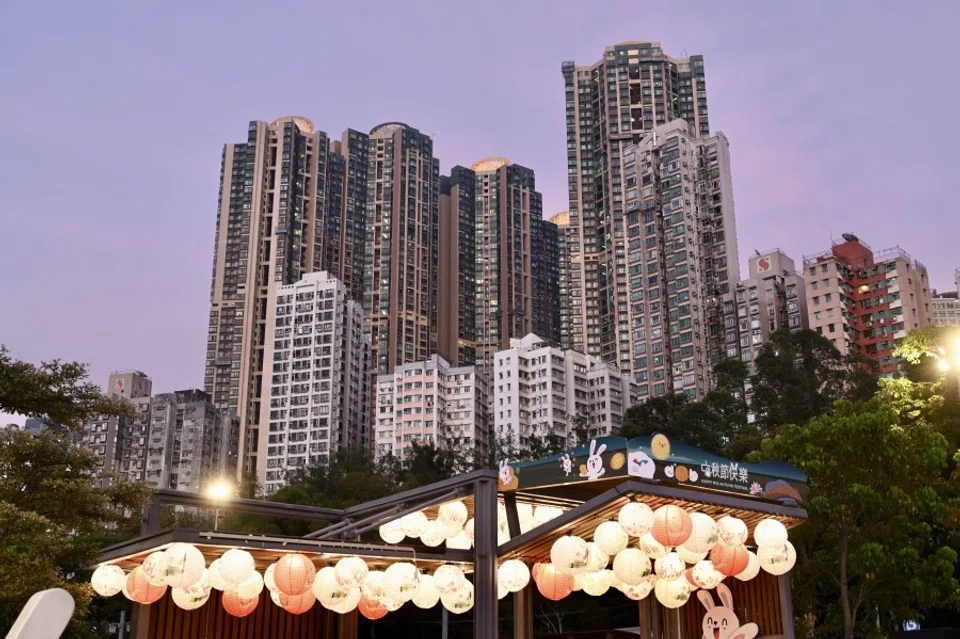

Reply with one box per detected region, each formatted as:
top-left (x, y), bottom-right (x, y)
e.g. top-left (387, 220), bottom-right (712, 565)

top-left (778, 574), bottom-right (796, 639)
top-left (337, 609), bottom-right (358, 639)
top-left (638, 598), bottom-right (653, 639)
top-left (662, 606), bottom-right (681, 639)
top-left (129, 604), bottom-right (149, 639)
top-left (473, 477), bottom-right (499, 639)
top-left (513, 584), bottom-right (534, 639)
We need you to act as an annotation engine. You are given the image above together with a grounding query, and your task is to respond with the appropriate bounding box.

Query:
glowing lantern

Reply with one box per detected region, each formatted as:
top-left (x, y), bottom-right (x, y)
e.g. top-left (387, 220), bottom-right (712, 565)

top-left (160, 543), bottom-right (206, 589)
top-left (334, 556), bottom-right (368, 589)
top-left (498, 581), bottom-right (509, 600)
top-left (412, 574), bottom-right (440, 609)
top-left (315, 568), bottom-right (361, 615)
top-left (121, 581), bottom-right (133, 601)
top-left (401, 511), bottom-right (429, 538)
top-left (438, 501), bottom-right (468, 533)
top-left (218, 549), bottom-right (255, 585)
top-left (585, 542), bottom-right (610, 572)
top-left (433, 565), bottom-right (465, 595)
top-left (440, 580), bottom-right (474, 614)
top-left (361, 570), bottom-right (387, 600)
top-left (685, 513), bottom-right (719, 553)
top-left (651, 505), bottom-right (692, 548)
top-left (141, 551), bottom-right (167, 587)
top-left (654, 552), bottom-right (685, 581)
top-left (580, 570), bottom-right (611, 596)
top-left (618, 502), bottom-right (654, 537)
top-left (613, 548), bottom-right (652, 585)
top-left (534, 505), bottom-right (563, 525)
top-left (734, 550), bottom-right (761, 581)
top-left (127, 566), bottom-right (167, 604)
top-left (517, 502), bottom-right (534, 526)
top-left (753, 519), bottom-right (789, 547)
top-left (280, 589), bottom-right (316, 615)
top-left (446, 531), bottom-right (472, 550)
top-left (654, 577), bottom-right (692, 609)
top-left (531, 563), bottom-right (545, 583)
top-left (222, 590), bottom-right (258, 617)
top-left (684, 568), bottom-right (699, 590)
top-left (463, 518), bottom-right (475, 542)
top-left (383, 562), bottom-right (420, 602)
top-left (676, 545), bottom-right (708, 564)
top-left (382, 596), bottom-right (403, 612)
top-left (234, 570), bottom-right (264, 600)
top-left (358, 595), bottom-right (387, 620)
top-left (716, 516), bottom-right (749, 547)
top-left (620, 576), bottom-right (656, 600)
top-left (274, 553), bottom-right (316, 596)
top-left (207, 559), bottom-right (231, 591)
top-left (535, 564), bottom-right (574, 601)
top-left (758, 541), bottom-right (796, 575)
top-left (520, 518), bottom-right (535, 534)
top-left (91, 565), bottom-right (126, 597)
top-left (171, 586), bottom-right (208, 611)
top-left (692, 560), bottom-right (724, 589)
top-left (710, 542), bottom-right (750, 577)
top-left (379, 519), bottom-right (405, 544)
top-left (421, 521), bottom-right (445, 547)
top-left (262, 563), bottom-right (278, 593)
top-left (638, 532), bottom-right (668, 559)
top-left (498, 560), bottom-right (531, 592)
top-left (550, 535), bottom-right (589, 575)
top-left (270, 590), bottom-right (283, 606)
top-left (594, 521), bottom-right (629, 555)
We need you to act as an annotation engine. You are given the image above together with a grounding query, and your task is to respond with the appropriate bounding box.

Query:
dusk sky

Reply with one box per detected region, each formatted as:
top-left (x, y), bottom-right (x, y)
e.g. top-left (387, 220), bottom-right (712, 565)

top-left (2, 0), bottom-right (959, 414)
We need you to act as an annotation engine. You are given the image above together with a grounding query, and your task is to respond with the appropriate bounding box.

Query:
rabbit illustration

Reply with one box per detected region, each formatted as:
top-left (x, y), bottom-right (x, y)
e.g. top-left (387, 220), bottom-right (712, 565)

top-left (559, 453), bottom-right (574, 476)
top-left (579, 440), bottom-right (606, 480)
top-left (698, 584), bottom-right (758, 639)
top-left (498, 459), bottom-right (518, 489)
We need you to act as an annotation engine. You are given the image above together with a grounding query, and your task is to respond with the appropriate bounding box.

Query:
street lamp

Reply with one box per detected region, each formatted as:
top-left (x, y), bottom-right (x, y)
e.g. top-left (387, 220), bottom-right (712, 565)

top-left (206, 479), bottom-right (235, 531)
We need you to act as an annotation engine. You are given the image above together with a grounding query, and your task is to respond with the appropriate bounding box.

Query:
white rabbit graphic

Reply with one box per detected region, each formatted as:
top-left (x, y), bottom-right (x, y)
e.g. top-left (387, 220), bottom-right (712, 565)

top-left (698, 583), bottom-right (758, 639)
top-left (498, 459), bottom-right (513, 485)
top-left (559, 453), bottom-right (573, 476)
top-left (579, 440), bottom-right (606, 480)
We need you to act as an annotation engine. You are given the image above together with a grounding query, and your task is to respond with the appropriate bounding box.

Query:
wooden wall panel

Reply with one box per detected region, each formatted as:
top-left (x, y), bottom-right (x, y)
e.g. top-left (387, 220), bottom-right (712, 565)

top-left (680, 571), bottom-right (785, 638)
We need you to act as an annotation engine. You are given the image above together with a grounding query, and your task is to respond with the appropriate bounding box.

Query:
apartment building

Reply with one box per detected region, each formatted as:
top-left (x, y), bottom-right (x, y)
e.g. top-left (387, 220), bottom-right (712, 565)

top-left (803, 233), bottom-right (932, 375)
top-left (373, 355), bottom-right (491, 463)
top-left (931, 268), bottom-right (960, 327)
top-left (259, 271), bottom-right (370, 495)
top-left (549, 212), bottom-right (572, 350)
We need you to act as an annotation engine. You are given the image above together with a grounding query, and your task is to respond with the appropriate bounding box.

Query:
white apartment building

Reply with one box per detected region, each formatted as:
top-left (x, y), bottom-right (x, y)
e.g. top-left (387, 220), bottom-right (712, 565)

top-left (931, 268), bottom-right (960, 327)
top-left (374, 355), bottom-right (492, 462)
top-left (258, 271), bottom-right (370, 495)
top-left (494, 334), bottom-right (634, 451)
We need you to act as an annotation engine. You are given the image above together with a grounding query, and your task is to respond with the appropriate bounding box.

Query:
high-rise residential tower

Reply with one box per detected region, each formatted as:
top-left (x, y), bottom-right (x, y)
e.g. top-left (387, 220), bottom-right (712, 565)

top-left (562, 42), bottom-right (709, 365)
top-left (549, 212), bottom-right (572, 349)
top-left (438, 167), bottom-right (477, 367)
top-left (931, 268), bottom-right (960, 327)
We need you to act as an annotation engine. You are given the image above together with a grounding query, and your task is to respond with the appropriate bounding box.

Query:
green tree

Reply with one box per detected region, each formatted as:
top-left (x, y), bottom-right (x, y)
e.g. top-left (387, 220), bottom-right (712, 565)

top-left (752, 399), bottom-right (959, 638)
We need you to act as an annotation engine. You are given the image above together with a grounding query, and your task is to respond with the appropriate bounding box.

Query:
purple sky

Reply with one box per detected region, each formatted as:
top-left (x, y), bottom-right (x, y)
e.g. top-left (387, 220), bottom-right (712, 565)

top-left (2, 0), bottom-right (959, 414)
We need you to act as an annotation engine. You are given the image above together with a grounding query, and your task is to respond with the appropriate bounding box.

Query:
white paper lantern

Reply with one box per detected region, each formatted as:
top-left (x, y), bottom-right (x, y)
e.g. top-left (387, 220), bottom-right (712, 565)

top-left (206, 559), bottom-right (231, 591)
top-left (171, 586), bottom-right (209, 610)
top-left (753, 519), bottom-right (788, 547)
top-left (618, 502), bottom-right (655, 537)
top-left (401, 511), bottom-right (429, 538)
top-left (313, 567), bottom-right (346, 605)
top-left (91, 565), bottom-right (126, 597)
top-left (379, 519), bottom-right (405, 544)
top-left (217, 549), bottom-right (255, 586)
top-left (520, 518), bottom-right (536, 534)
top-left (498, 560), bottom-right (531, 593)
top-left (262, 563), bottom-right (278, 593)
top-left (517, 502), bottom-right (534, 525)
top-left (692, 560), bottom-right (724, 589)
top-left (734, 550), bottom-right (761, 581)
top-left (362, 570), bottom-right (387, 600)
top-left (758, 541), bottom-right (796, 576)
top-left (498, 581), bottom-right (509, 600)
top-left (463, 518), bottom-right (475, 542)
top-left (384, 562), bottom-right (420, 602)
top-left (497, 501), bottom-right (508, 528)
top-left (654, 577), bottom-right (692, 609)
top-left (654, 552), bottom-right (685, 582)
top-left (141, 551), bottom-right (167, 587)
top-left (161, 543), bottom-right (206, 589)
top-left (270, 589), bottom-right (283, 606)
top-left (686, 513), bottom-right (720, 553)
top-left (335, 556), bottom-right (369, 588)
top-left (613, 548), bottom-right (652, 586)
top-left (638, 532), bottom-right (668, 559)
top-left (716, 516), bottom-right (749, 547)
top-left (434, 565), bottom-right (466, 596)
top-left (446, 531), bottom-right (472, 550)
top-left (534, 505), bottom-right (563, 525)
top-left (438, 501), bottom-right (468, 531)
top-left (498, 528), bottom-right (509, 546)
top-left (594, 521), bottom-right (629, 555)
top-left (619, 576), bottom-right (656, 601)
top-left (412, 574), bottom-right (440, 609)
top-left (234, 570), bottom-right (264, 600)
top-left (676, 545), bottom-right (708, 565)
top-left (421, 521), bottom-right (446, 547)
top-left (441, 580), bottom-right (474, 614)
top-left (382, 596), bottom-right (403, 612)
top-left (580, 570), bottom-right (611, 596)
top-left (585, 542), bottom-right (610, 573)
top-left (551, 535), bottom-right (590, 575)
top-left (606, 569), bottom-right (622, 591)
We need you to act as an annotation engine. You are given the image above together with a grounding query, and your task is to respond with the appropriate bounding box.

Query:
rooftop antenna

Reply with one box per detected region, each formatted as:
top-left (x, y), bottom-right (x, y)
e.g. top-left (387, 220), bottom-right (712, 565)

top-left (681, 48), bottom-right (688, 58)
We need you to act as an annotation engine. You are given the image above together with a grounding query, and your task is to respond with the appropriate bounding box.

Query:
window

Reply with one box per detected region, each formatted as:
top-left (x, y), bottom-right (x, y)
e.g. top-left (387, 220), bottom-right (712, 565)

top-left (811, 281), bottom-right (818, 291)
top-left (813, 296), bottom-right (820, 306)
top-left (828, 323), bottom-right (835, 333)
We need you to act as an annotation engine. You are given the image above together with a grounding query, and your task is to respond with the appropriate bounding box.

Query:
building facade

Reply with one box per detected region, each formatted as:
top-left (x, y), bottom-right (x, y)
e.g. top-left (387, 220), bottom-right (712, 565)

top-left (803, 234), bottom-right (932, 375)
top-left (493, 334), bottom-right (633, 452)
top-left (373, 355), bottom-right (491, 463)
top-left (561, 41), bottom-right (709, 365)
top-left (145, 390), bottom-right (239, 493)
top-left (549, 212), bottom-right (572, 350)
top-left (259, 271), bottom-right (370, 495)
top-left (931, 268), bottom-right (960, 327)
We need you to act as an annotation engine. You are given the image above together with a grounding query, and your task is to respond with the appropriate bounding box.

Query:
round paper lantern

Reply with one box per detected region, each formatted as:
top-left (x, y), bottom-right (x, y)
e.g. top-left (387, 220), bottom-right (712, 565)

top-left (716, 516), bottom-right (749, 547)
top-left (753, 519), bottom-right (789, 547)
top-left (121, 580), bottom-right (133, 601)
top-left (684, 568), bottom-right (700, 591)
top-left (710, 542), bottom-right (750, 577)
top-left (270, 589), bottom-right (283, 606)
top-left (618, 502), bottom-right (654, 537)
top-left (676, 545), bottom-right (708, 565)
top-left (463, 518), bottom-right (475, 542)
top-left (497, 502), bottom-right (508, 528)
top-left (222, 590), bottom-right (258, 617)
top-left (433, 565), bottom-right (465, 595)
top-left (531, 562), bottom-right (545, 583)
top-left (734, 550), bottom-right (761, 581)
top-left (534, 505), bottom-right (563, 525)
top-left (758, 541), bottom-right (796, 576)
top-left (654, 577), bottom-right (692, 609)
top-left (498, 528), bottom-right (509, 546)
top-left (685, 513), bottom-right (719, 553)
top-left (550, 535), bottom-right (589, 575)
top-left (613, 548), bottom-right (652, 585)
top-left (401, 511), bottom-right (429, 538)
top-left (274, 554), bottom-right (316, 596)
top-left (334, 556), bottom-right (368, 588)
top-left (594, 521), bottom-right (629, 555)
top-left (141, 551), bottom-right (167, 587)
top-left (358, 595), bottom-right (387, 620)
top-left (207, 559), bottom-right (231, 591)
top-left (160, 543), bottom-right (206, 589)
top-left (438, 501), bottom-right (468, 532)
top-left (619, 576), bottom-right (656, 601)
top-left (692, 560), bottom-right (724, 589)
top-left (313, 567), bottom-right (347, 606)
top-left (280, 589), bottom-right (316, 615)
top-left (383, 562), bottom-right (420, 602)
top-left (421, 521), bottom-right (445, 547)
top-left (535, 564), bottom-right (574, 601)
top-left (412, 574), bottom-right (440, 609)
top-left (498, 581), bottom-right (509, 600)
top-left (171, 586), bottom-right (209, 611)
top-left (581, 570), bottom-right (611, 596)
top-left (654, 552), bottom-right (685, 581)
top-left (361, 570), bottom-right (387, 600)
top-left (585, 542), bottom-right (610, 573)
top-left (520, 517), bottom-right (536, 535)
top-left (234, 570), bottom-right (264, 600)
top-left (446, 531), bottom-right (472, 550)
top-left (379, 519), bottom-right (405, 544)
top-left (127, 566), bottom-right (167, 604)
top-left (440, 580), bottom-right (474, 614)
top-left (382, 596), bottom-right (403, 612)
top-left (638, 532), bottom-right (668, 559)
top-left (517, 503), bottom-right (534, 526)
top-left (91, 565), bottom-right (126, 597)
top-left (262, 563), bottom-right (278, 593)
top-left (218, 549), bottom-right (255, 586)
top-left (651, 505), bottom-right (692, 548)
top-left (498, 560), bottom-right (531, 592)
